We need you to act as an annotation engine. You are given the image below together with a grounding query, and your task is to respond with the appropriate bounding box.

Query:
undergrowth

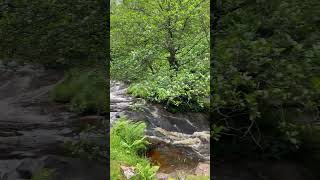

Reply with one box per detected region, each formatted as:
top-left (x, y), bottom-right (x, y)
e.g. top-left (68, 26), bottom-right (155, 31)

top-left (62, 123), bottom-right (107, 162)
top-left (110, 117), bottom-right (159, 180)
top-left (127, 68), bottom-right (209, 113)
top-left (50, 68), bottom-right (108, 114)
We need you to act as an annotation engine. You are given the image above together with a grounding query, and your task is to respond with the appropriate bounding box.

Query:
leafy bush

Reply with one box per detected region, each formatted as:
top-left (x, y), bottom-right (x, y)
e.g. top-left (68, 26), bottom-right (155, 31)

top-left (50, 68), bottom-right (108, 114)
top-left (128, 67), bottom-right (209, 112)
top-left (260, 121), bottom-right (303, 158)
top-left (211, 0), bottom-right (319, 157)
top-left (110, 118), bottom-right (158, 180)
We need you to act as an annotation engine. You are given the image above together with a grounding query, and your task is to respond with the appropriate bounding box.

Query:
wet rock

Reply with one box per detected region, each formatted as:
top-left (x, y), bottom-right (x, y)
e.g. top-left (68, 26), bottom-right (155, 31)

top-left (16, 158), bottom-right (44, 179)
top-left (110, 81), bottom-right (133, 120)
top-left (120, 165), bottom-right (136, 179)
top-left (125, 104), bottom-right (210, 134)
top-left (77, 115), bottom-right (105, 127)
top-left (157, 172), bottom-right (170, 180)
top-left (16, 65), bottom-right (36, 76)
top-left (7, 61), bottom-right (18, 69)
top-left (79, 132), bottom-right (107, 147)
top-left (58, 128), bottom-right (73, 136)
top-left (0, 65), bottom-right (107, 180)
top-left (111, 81), bottom-right (211, 174)
top-left (146, 128), bottom-right (210, 161)
top-left (12, 155), bottom-right (107, 180)
top-left (0, 131), bottom-right (22, 137)
top-left (0, 160), bottom-right (21, 180)
top-left (194, 163), bottom-right (210, 176)
top-left (110, 112), bottom-right (121, 124)
top-left (33, 155), bottom-right (107, 180)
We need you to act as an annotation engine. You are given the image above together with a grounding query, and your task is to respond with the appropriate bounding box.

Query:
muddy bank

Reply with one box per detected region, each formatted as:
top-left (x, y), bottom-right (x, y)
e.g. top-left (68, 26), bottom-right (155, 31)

top-left (0, 64), bottom-right (106, 180)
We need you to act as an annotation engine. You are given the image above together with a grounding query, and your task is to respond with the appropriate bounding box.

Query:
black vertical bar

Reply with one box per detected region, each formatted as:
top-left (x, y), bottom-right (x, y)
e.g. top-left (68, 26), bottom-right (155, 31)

top-left (210, 0), bottom-right (217, 176)
top-left (104, 0), bottom-right (111, 179)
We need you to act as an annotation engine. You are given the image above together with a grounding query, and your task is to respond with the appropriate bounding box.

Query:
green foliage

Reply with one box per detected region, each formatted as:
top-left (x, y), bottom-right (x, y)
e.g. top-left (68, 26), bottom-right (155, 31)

top-left (128, 68), bottom-right (209, 112)
top-left (129, 99), bottom-right (147, 112)
top-left (31, 169), bottom-right (55, 180)
top-left (110, 117), bottom-right (158, 179)
top-left (0, 0), bottom-right (106, 68)
top-left (134, 163), bottom-right (159, 180)
top-left (211, 0), bottom-right (320, 154)
top-left (111, 0), bottom-right (209, 112)
top-left (112, 118), bottom-right (149, 153)
top-left (261, 121), bottom-right (303, 158)
top-left (50, 68), bottom-right (108, 114)
top-left (63, 136), bottom-right (106, 161)
top-left (63, 124), bottom-right (107, 162)
top-left (211, 125), bottom-right (225, 141)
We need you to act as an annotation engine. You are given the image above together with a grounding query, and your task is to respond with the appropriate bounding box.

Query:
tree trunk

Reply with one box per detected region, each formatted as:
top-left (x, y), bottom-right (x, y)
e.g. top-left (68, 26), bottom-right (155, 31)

top-left (168, 49), bottom-right (179, 71)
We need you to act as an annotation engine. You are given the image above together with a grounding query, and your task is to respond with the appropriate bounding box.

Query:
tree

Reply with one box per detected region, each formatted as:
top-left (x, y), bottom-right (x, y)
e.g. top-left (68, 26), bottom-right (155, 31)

top-left (111, 0), bottom-right (210, 111)
top-left (0, 0), bottom-right (107, 68)
top-left (111, 0), bottom-right (209, 75)
top-left (211, 0), bottom-right (320, 153)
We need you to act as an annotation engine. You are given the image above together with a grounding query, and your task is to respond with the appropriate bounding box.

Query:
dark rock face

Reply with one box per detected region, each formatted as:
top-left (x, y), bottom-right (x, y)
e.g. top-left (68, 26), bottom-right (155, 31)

top-left (0, 64), bottom-right (106, 180)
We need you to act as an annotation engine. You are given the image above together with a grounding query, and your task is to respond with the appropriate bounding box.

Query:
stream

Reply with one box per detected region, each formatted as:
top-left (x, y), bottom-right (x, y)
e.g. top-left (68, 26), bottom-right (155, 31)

top-left (0, 64), bottom-right (106, 180)
top-left (110, 81), bottom-right (211, 177)
top-left (110, 81), bottom-right (320, 180)
top-left (1, 64), bottom-right (317, 180)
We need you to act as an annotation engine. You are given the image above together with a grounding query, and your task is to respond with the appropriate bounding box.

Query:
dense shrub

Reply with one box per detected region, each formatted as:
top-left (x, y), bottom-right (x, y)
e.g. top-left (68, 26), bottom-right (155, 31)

top-left (211, 0), bottom-right (320, 156)
top-left (128, 67), bottom-right (209, 112)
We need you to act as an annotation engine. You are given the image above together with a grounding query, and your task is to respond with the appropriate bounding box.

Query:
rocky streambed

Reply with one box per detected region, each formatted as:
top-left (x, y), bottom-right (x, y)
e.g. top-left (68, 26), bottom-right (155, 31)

top-left (0, 64), bottom-right (106, 180)
top-left (110, 81), bottom-right (211, 178)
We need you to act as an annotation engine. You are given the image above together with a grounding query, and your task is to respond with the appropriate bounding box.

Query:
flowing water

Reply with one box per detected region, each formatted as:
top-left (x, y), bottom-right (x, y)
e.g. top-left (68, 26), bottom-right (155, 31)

top-left (110, 80), bottom-right (211, 176)
top-left (110, 81), bottom-right (320, 180)
top-left (0, 65), bottom-right (106, 180)
top-left (2, 64), bottom-right (314, 179)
